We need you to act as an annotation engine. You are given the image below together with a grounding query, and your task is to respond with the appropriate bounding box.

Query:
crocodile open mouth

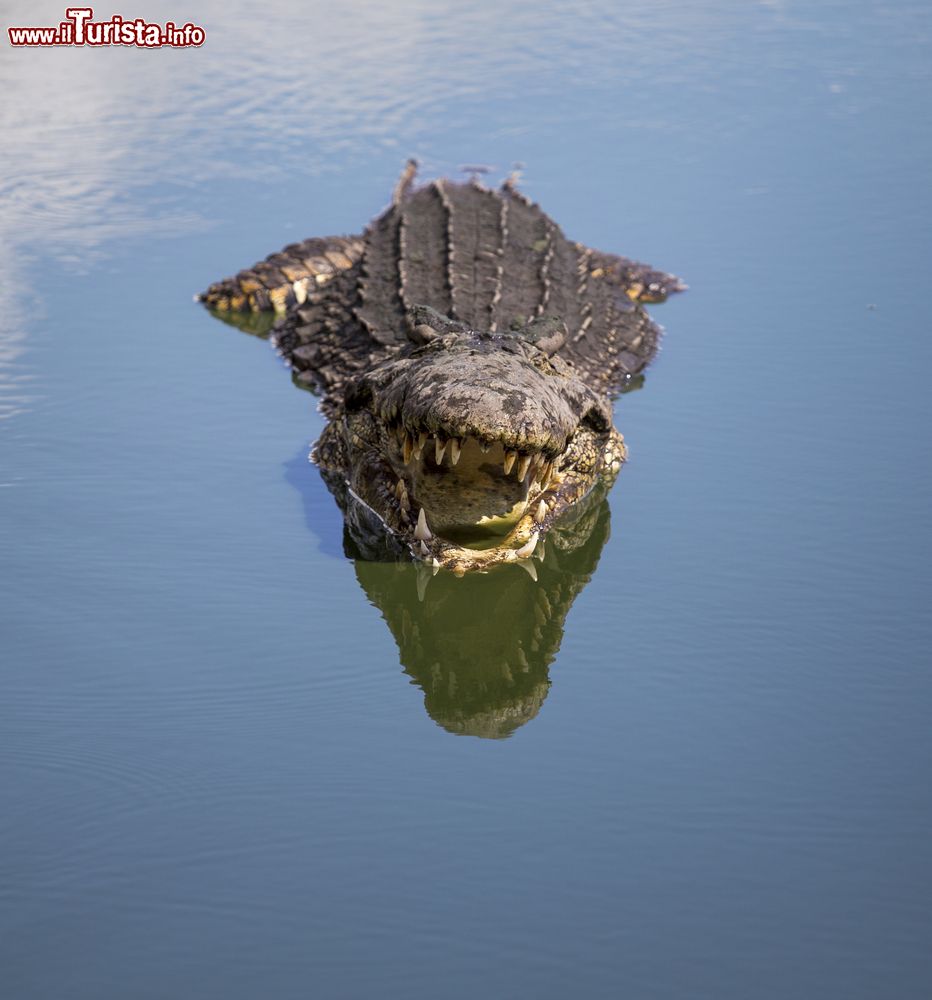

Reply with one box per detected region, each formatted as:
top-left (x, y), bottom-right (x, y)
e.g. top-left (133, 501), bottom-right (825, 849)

top-left (390, 427), bottom-right (561, 541)
top-left (351, 417), bottom-right (624, 575)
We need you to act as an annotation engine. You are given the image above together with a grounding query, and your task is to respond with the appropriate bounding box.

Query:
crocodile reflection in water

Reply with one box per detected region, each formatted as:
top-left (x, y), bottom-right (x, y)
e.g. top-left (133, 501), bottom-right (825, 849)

top-left (294, 456), bottom-right (614, 738)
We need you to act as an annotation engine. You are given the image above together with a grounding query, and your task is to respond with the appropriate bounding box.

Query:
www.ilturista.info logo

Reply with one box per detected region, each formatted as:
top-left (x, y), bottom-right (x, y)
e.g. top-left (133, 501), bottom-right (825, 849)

top-left (8, 7), bottom-right (205, 47)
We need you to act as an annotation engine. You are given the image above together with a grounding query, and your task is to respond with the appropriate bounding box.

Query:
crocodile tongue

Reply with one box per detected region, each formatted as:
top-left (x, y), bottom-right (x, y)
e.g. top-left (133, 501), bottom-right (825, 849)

top-left (411, 439), bottom-right (531, 543)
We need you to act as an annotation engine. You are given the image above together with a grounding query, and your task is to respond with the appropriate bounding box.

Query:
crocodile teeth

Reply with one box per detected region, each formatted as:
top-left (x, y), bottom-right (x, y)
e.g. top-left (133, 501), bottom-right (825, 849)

top-left (478, 440), bottom-right (491, 454)
top-left (416, 566), bottom-right (430, 602)
top-left (449, 439), bottom-right (462, 466)
top-left (535, 500), bottom-right (547, 523)
top-left (517, 453), bottom-right (532, 482)
top-left (417, 539), bottom-right (430, 557)
top-left (413, 430), bottom-right (427, 459)
top-left (414, 507), bottom-right (432, 542)
top-left (435, 437), bottom-right (447, 464)
top-left (517, 560), bottom-right (538, 581)
top-left (402, 434), bottom-right (414, 465)
top-left (529, 457), bottom-right (543, 487)
top-left (503, 450), bottom-right (517, 475)
top-left (394, 479), bottom-right (405, 500)
top-left (515, 532), bottom-right (539, 559)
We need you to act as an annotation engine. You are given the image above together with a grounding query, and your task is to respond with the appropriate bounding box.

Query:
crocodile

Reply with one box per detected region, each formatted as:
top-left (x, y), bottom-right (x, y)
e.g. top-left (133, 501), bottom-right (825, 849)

top-left (200, 162), bottom-right (684, 574)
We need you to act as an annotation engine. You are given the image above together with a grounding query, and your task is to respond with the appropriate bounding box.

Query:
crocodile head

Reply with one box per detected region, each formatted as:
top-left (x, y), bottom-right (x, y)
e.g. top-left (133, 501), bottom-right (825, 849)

top-left (314, 307), bottom-right (626, 575)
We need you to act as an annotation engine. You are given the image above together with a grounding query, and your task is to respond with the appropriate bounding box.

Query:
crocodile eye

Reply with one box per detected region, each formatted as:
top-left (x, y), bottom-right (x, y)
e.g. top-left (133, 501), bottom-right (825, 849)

top-left (514, 316), bottom-right (567, 355)
top-left (409, 323), bottom-right (440, 345)
top-left (343, 380), bottom-right (373, 412)
top-left (405, 304), bottom-right (467, 345)
top-left (581, 402), bottom-right (612, 432)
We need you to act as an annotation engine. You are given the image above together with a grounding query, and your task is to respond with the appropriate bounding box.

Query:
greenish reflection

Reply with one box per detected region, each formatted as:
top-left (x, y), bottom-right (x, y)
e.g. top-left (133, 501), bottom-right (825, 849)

top-left (349, 485), bottom-right (612, 738)
top-left (206, 307), bottom-right (277, 339)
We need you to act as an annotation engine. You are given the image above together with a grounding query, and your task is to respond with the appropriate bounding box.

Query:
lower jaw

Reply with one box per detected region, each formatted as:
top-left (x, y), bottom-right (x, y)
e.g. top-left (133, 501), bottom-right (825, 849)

top-left (406, 467), bottom-right (602, 575)
top-left (413, 523), bottom-right (544, 576)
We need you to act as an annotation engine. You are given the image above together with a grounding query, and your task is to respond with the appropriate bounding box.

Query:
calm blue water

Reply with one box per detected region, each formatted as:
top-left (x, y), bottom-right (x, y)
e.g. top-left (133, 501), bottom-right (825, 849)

top-left (2, 1), bottom-right (931, 997)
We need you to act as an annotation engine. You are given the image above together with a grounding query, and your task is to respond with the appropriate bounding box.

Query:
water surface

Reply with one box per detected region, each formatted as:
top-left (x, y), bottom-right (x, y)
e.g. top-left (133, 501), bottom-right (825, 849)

top-left (2, 1), bottom-right (931, 997)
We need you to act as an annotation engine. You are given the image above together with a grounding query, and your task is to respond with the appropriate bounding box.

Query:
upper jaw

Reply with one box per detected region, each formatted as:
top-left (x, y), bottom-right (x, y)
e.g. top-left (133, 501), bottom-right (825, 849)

top-left (354, 336), bottom-right (613, 458)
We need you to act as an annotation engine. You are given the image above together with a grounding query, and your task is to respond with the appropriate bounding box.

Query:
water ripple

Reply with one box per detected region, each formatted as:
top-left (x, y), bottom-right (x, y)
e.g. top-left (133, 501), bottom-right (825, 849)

top-left (0, 0), bottom-right (819, 419)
